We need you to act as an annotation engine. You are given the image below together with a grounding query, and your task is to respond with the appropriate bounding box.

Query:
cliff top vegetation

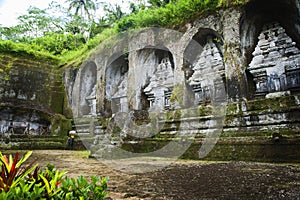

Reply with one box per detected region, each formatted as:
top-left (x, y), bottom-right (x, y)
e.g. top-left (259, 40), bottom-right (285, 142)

top-left (0, 0), bottom-right (249, 67)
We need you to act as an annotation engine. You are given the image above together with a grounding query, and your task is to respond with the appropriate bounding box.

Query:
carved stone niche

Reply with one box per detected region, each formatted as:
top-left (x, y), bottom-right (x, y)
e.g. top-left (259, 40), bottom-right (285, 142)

top-left (186, 34), bottom-right (225, 105)
top-left (0, 109), bottom-right (50, 135)
top-left (111, 74), bottom-right (128, 113)
top-left (144, 55), bottom-right (174, 112)
top-left (248, 22), bottom-right (300, 98)
top-left (85, 85), bottom-right (96, 116)
top-left (106, 55), bottom-right (129, 114)
top-left (79, 62), bottom-right (97, 117)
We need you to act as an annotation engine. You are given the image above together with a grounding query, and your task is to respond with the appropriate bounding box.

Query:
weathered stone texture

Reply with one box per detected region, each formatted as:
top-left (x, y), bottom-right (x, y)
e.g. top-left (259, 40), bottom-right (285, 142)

top-left (249, 22), bottom-right (300, 97)
top-left (0, 54), bottom-right (67, 136)
top-left (63, 0), bottom-right (300, 161)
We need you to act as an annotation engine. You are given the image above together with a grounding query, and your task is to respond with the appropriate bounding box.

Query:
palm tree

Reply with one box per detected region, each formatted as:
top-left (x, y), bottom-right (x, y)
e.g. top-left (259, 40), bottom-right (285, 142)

top-left (104, 3), bottom-right (126, 24)
top-left (65, 0), bottom-right (98, 42)
top-left (65, 0), bottom-right (96, 20)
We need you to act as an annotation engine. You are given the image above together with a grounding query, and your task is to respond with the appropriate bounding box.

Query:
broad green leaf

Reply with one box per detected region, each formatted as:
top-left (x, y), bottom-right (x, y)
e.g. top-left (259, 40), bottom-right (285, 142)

top-left (16, 151), bottom-right (33, 168)
top-left (8, 154), bottom-right (13, 171)
top-left (11, 163), bottom-right (38, 188)
top-left (39, 173), bottom-right (51, 194)
top-left (0, 153), bottom-right (10, 173)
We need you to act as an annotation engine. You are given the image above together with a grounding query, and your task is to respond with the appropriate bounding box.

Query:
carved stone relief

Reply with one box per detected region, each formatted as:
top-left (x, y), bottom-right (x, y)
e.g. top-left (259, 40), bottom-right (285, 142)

top-left (249, 22), bottom-right (300, 97)
top-left (79, 62), bottom-right (97, 117)
top-left (144, 57), bottom-right (174, 111)
top-left (106, 57), bottom-right (129, 114)
top-left (188, 36), bottom-right (225, 104)
top-left (111, 72), bottom-right (128, 113)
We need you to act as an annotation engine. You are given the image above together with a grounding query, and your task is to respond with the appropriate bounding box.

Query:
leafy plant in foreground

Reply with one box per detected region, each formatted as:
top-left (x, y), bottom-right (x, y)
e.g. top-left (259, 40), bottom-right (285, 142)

top-left (57, 175), bottom-right (108, 200)
top-left (29, 163), bottom-right (66, 199)
top-left (0, 151), bottom-right (38, 193)
top-left (0, 151), bottom-right (109, 199)
top-left (0, 179), bottom-right (44, 199)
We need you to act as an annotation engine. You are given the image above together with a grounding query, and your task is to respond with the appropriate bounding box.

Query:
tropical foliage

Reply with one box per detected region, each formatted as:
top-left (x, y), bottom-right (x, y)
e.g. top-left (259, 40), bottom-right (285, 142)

top-left (66, 0), bottom-right (97, 19)
top-left (0, 151), bottom-right (108, 200)
top-left (0, 0), bottom-right (250, 66)
top-left (0, 151), bottom-right (38, 193)
top-left (116, 0), bottom-right (249, 32)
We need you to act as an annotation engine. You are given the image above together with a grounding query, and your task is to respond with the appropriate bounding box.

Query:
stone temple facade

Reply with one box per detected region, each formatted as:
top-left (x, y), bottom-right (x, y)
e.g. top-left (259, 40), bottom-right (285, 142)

top-left (63, 0), bottom-right (300, 161)
top-left (144, 57), bottom-right (174, 111)
top-left (188, 36), bottom-right (225, 104)
top-left (249, 22), bottom-right (300, 98)
top-left (1, 0), bottom-right (299, 158)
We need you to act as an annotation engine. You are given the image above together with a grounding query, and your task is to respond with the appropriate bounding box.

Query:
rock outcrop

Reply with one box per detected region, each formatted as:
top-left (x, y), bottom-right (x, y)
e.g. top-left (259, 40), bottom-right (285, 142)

top-left (0, 54), bottom-right (71, 148)
top-left (62, 0), bottom-right (300, 162)
top-left (1, 0), bottom-right (299, 159)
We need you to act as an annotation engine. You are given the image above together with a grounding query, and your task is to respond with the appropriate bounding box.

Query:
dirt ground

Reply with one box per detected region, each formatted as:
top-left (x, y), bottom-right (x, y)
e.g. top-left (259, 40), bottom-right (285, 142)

top-left (5, 150), bottom-right (300, 200)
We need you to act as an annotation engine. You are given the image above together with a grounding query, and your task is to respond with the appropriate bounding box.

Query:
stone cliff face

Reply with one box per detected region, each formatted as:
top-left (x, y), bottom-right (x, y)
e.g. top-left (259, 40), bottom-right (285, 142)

top-left (0, 0), bottom-right (294, 158)
top-left (63, 0), bottom-right (300, 161)
top-left (0, 54), bottom-right (69, 137)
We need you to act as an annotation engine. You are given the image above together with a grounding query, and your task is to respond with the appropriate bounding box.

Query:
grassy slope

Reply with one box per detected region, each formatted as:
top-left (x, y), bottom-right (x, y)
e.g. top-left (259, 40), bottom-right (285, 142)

top-left (0, 0), bottom-right (249, 68)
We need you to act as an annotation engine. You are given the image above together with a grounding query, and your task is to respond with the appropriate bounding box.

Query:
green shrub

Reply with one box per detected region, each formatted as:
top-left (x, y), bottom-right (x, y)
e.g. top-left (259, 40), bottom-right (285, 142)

top-left (116, 0), bottom-right (249, 32)
top-left (57, 176), bottom-right (108, 200)
top-left (32, 33), bottom-right (86, 55)
top-left (0, 151), bottom-right (38, 193)
top-left (0, 179), bottom-right (45, 199)
top-left (116, 17), bottom-right (136, 32)
top-left (86, 28), bottom-right (117, 50)
top-left (0, 39), bottom-right (59, 62)
top-left (0, 151), bottom-right (109, 200)
top-left (1, 0), bottom-right (250, 67)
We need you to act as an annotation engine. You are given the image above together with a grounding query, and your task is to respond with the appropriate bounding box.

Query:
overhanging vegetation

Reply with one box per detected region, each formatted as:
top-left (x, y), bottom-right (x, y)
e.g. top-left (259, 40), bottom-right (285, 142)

top-left (0, 0), bottom-right (250, 67)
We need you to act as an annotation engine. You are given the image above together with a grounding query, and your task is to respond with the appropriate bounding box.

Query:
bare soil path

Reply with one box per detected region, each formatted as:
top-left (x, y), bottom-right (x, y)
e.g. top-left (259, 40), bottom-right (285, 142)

top-left (4, 150), bottom-right (300, 200)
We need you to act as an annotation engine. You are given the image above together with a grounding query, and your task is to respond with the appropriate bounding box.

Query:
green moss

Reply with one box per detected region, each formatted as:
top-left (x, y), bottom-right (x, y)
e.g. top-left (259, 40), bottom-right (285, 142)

top-left (166, 111), bottom-right (173, 120)
top-left (97, 118), bottom-right (110, 129)
top-left (0, 53), bottom-right (63, 111)
top-left (224, 115), bottom-right (235, 126)
top-left (62, 91), bottom-right (73, 119)
top-left (170, 84), bottom-right (184, 107)
top-left (0, 55), bottom-right (15, 81)
top-left (49, 86), bottom-right (64, 114)
top-left (198, 105), bottom-right (213, 116)
top-left (174, 109), bottom-right (182, 119)
top-left (0, 41), bottom-right (59, 63)
top-left (277, 129), bottom-right (300, 138)
top-left (166, 109), bottom-right (182, 120)
top-left (217, 0), bottom-right (250, 8)
top-left (51, 115), bottom-right (72, 136)
top-left (112, 125), bottom-right (122, 136)
top-left (246, 96), bottom-right (296, 112)
top-left (226, 103), bottom-right (238, 115)
top-left (223, 42), bottom-right (245, 96)
top-left (0, 135), bottom-right (68, 150)
top-left (121, 139), bottom-right (169, 153)
top-left (180, 138), bottom-right (300, 162)
top-left (224, 96), bottom-right (300, 126)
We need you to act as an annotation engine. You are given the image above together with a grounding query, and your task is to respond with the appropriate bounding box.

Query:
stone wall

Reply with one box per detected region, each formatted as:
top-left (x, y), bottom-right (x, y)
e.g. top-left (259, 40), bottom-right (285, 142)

top-left (64, 0), bottom-right (300, 161)
top-left (0, 54), bottom-right (70, 138)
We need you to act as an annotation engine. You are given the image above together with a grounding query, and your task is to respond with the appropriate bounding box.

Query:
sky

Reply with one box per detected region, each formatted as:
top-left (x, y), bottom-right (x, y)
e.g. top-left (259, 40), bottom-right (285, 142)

top-left (0, 0), bottom-right (62, 26)
top-left (0, 0), bottom-right (130, 27)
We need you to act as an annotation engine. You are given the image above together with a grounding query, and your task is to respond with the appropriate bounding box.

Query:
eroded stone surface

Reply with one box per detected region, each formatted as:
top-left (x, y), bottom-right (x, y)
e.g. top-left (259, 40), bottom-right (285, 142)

top-left (144, 57), bottom-right (174, 111)
top-left (187, 36), bottom-right (225, 104)
top-left (0, 55), bottom-right (64, 135)
top-left (60, 1), bottom-right (300, 161)
top-left (249, 22), bottom-right (300, 97)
